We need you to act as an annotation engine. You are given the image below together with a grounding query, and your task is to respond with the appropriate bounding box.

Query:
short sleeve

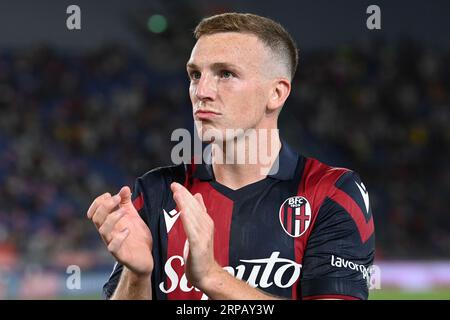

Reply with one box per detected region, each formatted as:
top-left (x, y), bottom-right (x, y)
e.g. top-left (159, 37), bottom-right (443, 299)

top-left (300, 171), bottom-right (375, 300)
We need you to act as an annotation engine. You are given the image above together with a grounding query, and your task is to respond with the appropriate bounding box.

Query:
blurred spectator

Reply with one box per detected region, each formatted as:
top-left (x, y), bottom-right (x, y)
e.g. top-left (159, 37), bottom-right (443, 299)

top-left (0, 39), bottom-right (449, 275)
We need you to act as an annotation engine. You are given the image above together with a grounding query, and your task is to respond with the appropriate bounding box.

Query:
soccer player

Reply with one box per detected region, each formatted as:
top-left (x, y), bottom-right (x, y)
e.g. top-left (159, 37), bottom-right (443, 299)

top-left (87, 13), bottom-right (375, 300)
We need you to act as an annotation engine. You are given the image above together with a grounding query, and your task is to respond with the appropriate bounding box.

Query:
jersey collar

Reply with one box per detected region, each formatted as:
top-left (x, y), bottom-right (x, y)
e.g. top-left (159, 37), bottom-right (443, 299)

top-left (192, 139), bottom-right (300, 182)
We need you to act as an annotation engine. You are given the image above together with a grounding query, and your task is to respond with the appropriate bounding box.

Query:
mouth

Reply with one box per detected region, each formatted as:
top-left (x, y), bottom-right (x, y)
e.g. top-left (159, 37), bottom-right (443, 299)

top-left (194, 109), bottom-right (221, 120)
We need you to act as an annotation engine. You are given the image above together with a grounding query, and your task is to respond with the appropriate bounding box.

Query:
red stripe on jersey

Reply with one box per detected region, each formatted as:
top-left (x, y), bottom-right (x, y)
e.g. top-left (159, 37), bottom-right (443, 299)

top-left (291, 159), bottom-right (349, 299)
top-left (166, 180), bottom-right (233, 300)
top-left (308, 162), bottom-right (374, 243)
top-left (132, 193), bottom-right (144, 211)
top-left (303, 294), bottom-right (360, 300)
top-left (184, 162), bottom-right (196, 188)
top-left (287, 206), bottom-right (292, 234)
top-left (191, 182), bottom-right (233, 268)
top-left (329, 186), bottom-right (374, 243)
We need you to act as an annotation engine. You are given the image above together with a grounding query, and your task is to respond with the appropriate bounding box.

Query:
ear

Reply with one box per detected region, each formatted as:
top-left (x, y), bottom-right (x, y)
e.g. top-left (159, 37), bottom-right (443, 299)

top-left (267, 78), bottom-right (291, 113)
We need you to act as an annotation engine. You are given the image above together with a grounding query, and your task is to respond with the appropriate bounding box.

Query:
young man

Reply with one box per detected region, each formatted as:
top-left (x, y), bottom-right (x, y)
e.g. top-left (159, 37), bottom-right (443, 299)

top-left (87, 13), bottom-right (375, 300)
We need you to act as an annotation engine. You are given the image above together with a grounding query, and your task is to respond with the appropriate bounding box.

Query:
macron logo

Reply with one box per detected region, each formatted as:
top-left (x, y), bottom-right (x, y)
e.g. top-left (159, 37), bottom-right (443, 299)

top-left (355, 181), bottom-right (370, 214)
top-left (163, 209), bottom-right (181, 233)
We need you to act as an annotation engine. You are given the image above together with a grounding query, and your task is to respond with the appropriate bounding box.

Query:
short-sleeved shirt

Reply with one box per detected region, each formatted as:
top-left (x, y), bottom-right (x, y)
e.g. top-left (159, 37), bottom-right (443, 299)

top-left (103, 141), bottom-right (375, 300)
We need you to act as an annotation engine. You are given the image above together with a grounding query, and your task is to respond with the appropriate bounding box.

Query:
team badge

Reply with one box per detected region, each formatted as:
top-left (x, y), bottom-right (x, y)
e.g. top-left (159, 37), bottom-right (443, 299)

top-left (279, 196), bottom-right (311, 237)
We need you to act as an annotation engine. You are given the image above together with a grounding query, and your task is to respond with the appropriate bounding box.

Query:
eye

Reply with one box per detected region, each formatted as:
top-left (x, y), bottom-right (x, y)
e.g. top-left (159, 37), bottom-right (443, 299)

top-left (220, 70), bottom-right (234, 79)
top-left (189, 71), bottom-right (201, 81)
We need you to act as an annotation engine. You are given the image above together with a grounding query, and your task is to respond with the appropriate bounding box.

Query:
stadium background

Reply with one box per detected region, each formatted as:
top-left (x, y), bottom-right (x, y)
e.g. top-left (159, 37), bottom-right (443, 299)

top-left (0, 0), bottom-right (449, 299)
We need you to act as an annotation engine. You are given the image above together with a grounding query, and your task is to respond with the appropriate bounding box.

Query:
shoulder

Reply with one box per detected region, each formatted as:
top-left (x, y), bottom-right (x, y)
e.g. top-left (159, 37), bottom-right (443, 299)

top-left (135, 163), bottom-right (187, 191)
top-left (301, 157), bottom-right (373, 228)
top-left (301, 157), bottom-right (360, 197)
top-left (302, 157), bottom-right (374, 243)
top-left (131, 163), bottom-right (186, 213)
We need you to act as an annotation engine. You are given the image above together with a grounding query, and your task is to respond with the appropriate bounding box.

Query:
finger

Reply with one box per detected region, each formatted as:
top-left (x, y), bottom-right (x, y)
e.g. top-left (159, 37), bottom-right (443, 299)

top-left (107, 228), bottom-right (130, 254)
top-left (171, 182), bottom-right (195, 199)
top-left (98, 208), bottom-right (126, 243)
top-left (119, 186), bottom-right (132, 206)
top-left (183, 239), bottom-right (190, 261)
top-left (179, 206), bottom-right (214, 252)
top-left (173, 192), bottom-right (199, 225)
top-left (171, 183), bottom-right (207, 240)
top-left (179, 208), bottom-right (207, 248)
top-left (87, 192), bottom-right (111, 219)
top-left (171, 182), bottom-right (199, 213)
top-left (92, 194), bottom-right (121, 228)
top-left (172, 185), bottom-right (208, 236)
top-left (170, 182), bottom-right (181, 193)
top-left (194, 193), bottom-right (207, 212)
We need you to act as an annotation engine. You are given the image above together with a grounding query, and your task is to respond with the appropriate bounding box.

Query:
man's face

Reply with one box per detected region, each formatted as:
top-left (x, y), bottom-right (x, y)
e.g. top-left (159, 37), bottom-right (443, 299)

top-left (187, 32), bottom-right (274, 142)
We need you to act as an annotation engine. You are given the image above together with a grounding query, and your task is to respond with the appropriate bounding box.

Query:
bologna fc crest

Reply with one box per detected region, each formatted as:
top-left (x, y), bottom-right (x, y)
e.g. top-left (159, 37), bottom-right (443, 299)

top-left (279, 196), bottom-right (312, 237)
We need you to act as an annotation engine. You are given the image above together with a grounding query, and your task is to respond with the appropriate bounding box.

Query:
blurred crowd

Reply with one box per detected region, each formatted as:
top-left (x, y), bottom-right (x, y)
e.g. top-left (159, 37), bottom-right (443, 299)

top-left (0, 39), bottom-right (449, 276)
top-left (290, 39), bottom-right (450, 259)
top-left (0, 45), bottom-right (188, 272)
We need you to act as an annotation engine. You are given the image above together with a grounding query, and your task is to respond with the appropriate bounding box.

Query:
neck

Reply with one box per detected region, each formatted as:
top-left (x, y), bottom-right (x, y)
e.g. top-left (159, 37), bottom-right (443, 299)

top-left (211, 128), bottom-right (281, 190)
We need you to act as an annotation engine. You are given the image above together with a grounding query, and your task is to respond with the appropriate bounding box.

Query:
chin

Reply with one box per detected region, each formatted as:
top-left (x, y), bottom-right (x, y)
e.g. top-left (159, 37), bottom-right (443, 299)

top-left (195, 121), bottom-right (219, 142)
top-left (199, 128), bottom-right (223, 144)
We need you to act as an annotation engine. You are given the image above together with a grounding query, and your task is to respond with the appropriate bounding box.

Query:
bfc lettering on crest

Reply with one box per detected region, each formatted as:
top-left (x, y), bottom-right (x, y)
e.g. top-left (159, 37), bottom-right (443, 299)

top-left (279, 196), bottom-right (312, 237)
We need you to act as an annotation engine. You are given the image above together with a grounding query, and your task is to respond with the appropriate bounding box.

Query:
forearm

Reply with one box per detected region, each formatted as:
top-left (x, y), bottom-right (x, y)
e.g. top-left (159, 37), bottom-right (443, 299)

top-left (200, 267), bottom-right (285, 300)
top-left (111, 267), bottom-right (152, 300)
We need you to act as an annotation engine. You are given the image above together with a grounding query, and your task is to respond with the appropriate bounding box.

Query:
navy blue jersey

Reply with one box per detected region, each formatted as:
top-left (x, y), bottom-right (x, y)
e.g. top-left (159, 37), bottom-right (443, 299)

top-left (103, 141), bottom-right (375, 300)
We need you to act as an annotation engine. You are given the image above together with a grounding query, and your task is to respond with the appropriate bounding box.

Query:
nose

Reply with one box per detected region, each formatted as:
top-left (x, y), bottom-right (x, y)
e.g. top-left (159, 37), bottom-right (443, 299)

top-left (195, 73), bottom-right (217, 101)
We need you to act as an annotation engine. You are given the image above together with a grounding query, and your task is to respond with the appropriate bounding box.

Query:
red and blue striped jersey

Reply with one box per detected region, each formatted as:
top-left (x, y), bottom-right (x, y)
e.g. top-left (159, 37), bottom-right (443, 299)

top-left (103, 141), bottom-right (375, 300)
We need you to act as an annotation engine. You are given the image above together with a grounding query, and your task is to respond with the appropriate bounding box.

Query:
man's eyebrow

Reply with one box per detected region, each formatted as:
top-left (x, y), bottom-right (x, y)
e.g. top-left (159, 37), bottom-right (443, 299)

top-left (186, 62), bottom-right (241, 71)
top-left (211, 62), bottom-right (241, 70)
top-left (186, 62), bottom-right (198, 69)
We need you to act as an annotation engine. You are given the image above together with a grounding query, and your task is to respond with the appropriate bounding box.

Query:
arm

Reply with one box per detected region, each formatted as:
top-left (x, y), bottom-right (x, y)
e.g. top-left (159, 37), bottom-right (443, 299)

top-left (198, 265), bottom-right (284, 300)
top-left (300, 171), bottom-right (375, 300)
top-left (111, 266), bottom-right (152, 300)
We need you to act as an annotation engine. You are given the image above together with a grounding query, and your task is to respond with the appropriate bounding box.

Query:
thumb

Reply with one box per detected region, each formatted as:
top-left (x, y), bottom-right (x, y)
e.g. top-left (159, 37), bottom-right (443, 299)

top-left (118, 186), bottom-right (132, 207)
top-left (194, 193), bottom-right (207, 212)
